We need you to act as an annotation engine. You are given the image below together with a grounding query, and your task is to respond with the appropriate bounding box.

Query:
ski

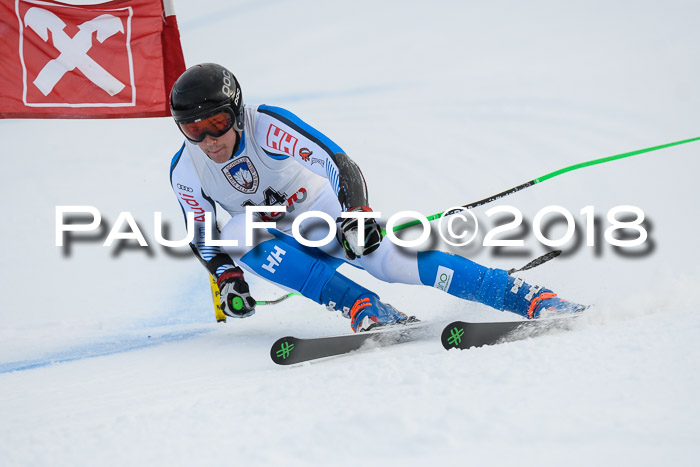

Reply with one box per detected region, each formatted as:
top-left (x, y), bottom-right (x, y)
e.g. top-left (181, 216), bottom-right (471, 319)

top-left (271, 322), bottom-right (432, 365)
top-left (441, 317), bottom-right (578, 350)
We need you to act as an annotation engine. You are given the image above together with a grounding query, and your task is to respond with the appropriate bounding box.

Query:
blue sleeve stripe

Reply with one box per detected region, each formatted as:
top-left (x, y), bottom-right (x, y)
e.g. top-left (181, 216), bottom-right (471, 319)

top-left (326, 164), bottom-right (340, 195)
top-left (215, 264), bottom-right (235, 277)
top-left (197, 246), bottom-right (225, 261)
top-left (169, 142), bottom-right (186, 186)
top-left (169, 142), bottom-right (189, 226)
top-left (197, 192), bottom-right (222, 260)
top-left (257, 105), bottom-right (344, 158)
top-left (262, 148), bottom-right (290, 160)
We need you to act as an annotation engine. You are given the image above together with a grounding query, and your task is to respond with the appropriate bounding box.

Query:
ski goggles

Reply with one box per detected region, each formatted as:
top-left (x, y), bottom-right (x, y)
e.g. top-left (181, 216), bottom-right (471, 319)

top-left (177, 108), bottom-right (236, 143)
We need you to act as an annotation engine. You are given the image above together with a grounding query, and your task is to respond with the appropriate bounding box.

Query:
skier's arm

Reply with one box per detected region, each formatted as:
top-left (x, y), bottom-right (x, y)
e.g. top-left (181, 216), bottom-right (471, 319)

top-left (170, 144), bottom-right (256, 317)
top-left (170, 143), bottom-right (236, 276)
top-left (254, 106), bottom-right (381, 258)
top-left (254, 105), bottom-right (369, 210)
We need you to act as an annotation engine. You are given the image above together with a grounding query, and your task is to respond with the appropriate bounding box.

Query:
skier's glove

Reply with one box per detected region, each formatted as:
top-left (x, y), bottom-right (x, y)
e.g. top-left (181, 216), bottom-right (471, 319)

top-left (217, 267), bottom-right (256, 318)
top-left (339, 206), bottom-right (383, 260)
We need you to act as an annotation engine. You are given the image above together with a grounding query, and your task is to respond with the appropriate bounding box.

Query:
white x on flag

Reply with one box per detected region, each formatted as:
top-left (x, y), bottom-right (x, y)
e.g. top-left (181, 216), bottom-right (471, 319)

top-left (24, 7), bottom-right (125, 96)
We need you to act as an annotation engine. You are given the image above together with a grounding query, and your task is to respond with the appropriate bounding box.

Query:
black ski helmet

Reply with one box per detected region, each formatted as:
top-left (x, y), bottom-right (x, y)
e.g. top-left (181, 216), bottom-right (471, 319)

top-left (170, 63), bottom-right (244, 132)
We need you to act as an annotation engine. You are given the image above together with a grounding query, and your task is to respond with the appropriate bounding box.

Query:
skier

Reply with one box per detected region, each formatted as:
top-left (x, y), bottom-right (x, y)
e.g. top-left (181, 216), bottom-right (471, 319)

top-left (169, 63), bottom-right (584, 332)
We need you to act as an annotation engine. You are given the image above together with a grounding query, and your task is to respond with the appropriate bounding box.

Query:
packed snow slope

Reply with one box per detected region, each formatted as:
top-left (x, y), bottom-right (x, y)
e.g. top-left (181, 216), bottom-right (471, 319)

top-left (2, 0), bottom-right (699, 465)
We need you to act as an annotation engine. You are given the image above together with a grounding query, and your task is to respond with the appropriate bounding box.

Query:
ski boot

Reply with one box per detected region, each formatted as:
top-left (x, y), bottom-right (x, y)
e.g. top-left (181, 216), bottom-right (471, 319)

top-left (320, 273), bottom-right (414, 332)
top-left (348, 295), bottom-right (411, 332)
top-left (505, 276), bottom-right (586, 319)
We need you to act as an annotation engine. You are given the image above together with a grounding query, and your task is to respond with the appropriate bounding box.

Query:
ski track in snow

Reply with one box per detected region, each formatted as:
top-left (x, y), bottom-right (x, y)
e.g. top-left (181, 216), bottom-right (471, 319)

top-left (0, 326), bottom-right (213, 374)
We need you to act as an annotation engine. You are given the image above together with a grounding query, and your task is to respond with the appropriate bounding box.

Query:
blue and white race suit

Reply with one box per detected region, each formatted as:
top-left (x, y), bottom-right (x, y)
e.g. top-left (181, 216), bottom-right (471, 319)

top-left (170, 104), bottom-right (531, 317)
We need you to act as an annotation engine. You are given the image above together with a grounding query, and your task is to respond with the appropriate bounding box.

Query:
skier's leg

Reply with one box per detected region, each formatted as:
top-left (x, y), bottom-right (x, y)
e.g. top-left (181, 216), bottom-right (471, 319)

top-left (220, 217), bottom-right (408, 332)
top-left (354, 239), bottom-right (584, 319)
top-left (414, 250), bottom-right (585, 318)
top-left (293, 190), bottom-right (582, 319)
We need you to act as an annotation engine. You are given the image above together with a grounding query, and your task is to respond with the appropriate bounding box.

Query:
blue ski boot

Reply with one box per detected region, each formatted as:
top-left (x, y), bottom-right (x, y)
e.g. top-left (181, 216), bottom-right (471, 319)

top-left (347, 296), bottom-right (410, 332)
top-left (504, 276), bottom-right (586, 319)
top-left (320, 273), bottom-right (412, 332)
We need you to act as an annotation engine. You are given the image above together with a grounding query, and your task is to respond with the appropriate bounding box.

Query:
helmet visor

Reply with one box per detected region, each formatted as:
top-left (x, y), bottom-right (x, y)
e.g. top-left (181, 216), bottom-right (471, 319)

top-left (177, 109), bottom-right (234, 143)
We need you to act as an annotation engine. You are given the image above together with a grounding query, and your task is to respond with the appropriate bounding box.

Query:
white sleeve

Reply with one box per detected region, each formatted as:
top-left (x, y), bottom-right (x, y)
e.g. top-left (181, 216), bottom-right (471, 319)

top-left (253, 105), bottom-right (369, 210)
top-left (169, 143), bottom-right (236, 276)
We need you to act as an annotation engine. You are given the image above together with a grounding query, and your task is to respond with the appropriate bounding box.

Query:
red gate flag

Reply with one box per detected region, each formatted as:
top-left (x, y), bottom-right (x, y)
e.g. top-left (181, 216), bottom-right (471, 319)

top-left (0, 0), bottom-right (186, 118)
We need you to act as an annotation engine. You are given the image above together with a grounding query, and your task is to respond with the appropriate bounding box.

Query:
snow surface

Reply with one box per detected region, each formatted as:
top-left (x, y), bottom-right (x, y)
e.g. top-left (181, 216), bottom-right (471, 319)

top-left (2, 0), bottom-right (700, 465)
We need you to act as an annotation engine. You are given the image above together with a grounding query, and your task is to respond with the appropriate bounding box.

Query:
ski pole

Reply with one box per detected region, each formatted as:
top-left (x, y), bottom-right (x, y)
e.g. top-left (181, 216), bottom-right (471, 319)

top-left (209, 275), bottom-right (301, 318)
top-left (507, 250), bottom-right (561, 275)
top-left (218, 136), bottom-right (700, 311)
top-left (385, 135), bottom-right (700, 234)
top-left (255, 292), bottom-right (302, 306)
